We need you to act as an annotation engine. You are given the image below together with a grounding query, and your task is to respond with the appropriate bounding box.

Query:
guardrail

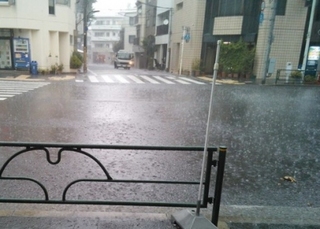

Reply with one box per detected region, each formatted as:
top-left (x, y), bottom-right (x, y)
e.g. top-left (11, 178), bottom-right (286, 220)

top-left (0, 142), bottom-right (226, 226)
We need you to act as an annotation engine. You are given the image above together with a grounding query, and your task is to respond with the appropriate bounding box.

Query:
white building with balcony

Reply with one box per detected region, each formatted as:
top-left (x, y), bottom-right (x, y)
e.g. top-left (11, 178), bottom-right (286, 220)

top-left (154, 0), bottom-right (173, 70)
top-left (122, 10), bottom-right (137, 53)
top-left (0, 0), bottom-right (75, 72)
top-left (87, 12), bottom-right (123, 64)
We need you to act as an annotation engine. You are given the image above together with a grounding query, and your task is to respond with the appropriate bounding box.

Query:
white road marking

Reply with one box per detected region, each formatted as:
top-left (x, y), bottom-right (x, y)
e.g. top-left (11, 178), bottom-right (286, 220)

top-left (180, 77), bottom-right (206, 84)
top-left (153, 76), bottom-right (175, 84)
top-left (127, 75), bottom-right (145, 84)
top-left (0, 95), bottom-right (15, 97)
top-left (101, 75), bottom-right (115, 83)
top-left (0, 92), bottom-right (21, 95)
top-left (140, 75), bottom-right (160, 84)
top-left (0, 81), bottom-right (50, 102)
top-left (114, 75), bottom-right (130, 83)
top-left (88, 75), bottom-right (99, 83)
top-left (166, 76), bottom-right (190, 84)
top-left (88, 68), bottom-right (98, 76)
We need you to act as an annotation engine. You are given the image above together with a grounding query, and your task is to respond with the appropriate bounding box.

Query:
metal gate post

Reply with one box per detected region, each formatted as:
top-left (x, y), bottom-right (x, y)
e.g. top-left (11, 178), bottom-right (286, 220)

top-left (203, 148), bottom-right (214, 207)
top-left (211, 146), bottom-right (227, 226)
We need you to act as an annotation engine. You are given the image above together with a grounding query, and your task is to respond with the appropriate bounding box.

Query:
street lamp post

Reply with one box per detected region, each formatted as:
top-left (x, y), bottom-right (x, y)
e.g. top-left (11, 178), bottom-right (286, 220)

top-left (83, 3), bottom-right (88, 73)
top-left (82, 0), bottom-right (99, 73)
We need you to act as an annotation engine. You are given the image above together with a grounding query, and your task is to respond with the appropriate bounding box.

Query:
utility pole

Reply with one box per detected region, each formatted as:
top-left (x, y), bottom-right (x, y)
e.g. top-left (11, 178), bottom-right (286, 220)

top-left (83, 0), bottom-right (88, 73)
top-left (301, 0), bottom-right (318, 80)
top-left (166, 8), bottom-right (172, 72)
top-left (261, 0), bottom-right (277, 84)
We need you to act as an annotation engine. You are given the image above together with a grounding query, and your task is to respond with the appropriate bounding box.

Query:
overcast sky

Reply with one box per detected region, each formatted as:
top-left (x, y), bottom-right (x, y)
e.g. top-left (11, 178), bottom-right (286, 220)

top-left (93, 0), bottom-right (136, 12)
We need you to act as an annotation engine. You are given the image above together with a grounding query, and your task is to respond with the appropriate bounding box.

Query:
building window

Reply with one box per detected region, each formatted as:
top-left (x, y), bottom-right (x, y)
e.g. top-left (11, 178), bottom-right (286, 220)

top-left (146, 19), bottom-right (150, 27)
top-left (129, 17), bottom-right (135, 26)
top-left (129, 35), bottom-right (135, 44)
top-left (218, 0), bottom-right (243, 16)
top-left (95, 20), bottom-right (104, 25)
top-left (0, 0), bottom-right (9, 4)
top-left (176, 2), bottom-right (183, 11)
top-left (106, 20), bottom-right (110, 25)
top-left (95, 43), bottom-right (104, 48)
top-left (113, 32), bottom-right (116, 36)
top-left (49, 0), bottom-right (55, 15)
top-left (94, 32), bottom-right (104, 37)
top-left (106, 32), bottom-right (110, 37)
top-left (56, 0), bottom-right (69, 6)
top-left (276, 0), bottom-right (287, 15)
top-left (70, 35), bottom-right (73, 45)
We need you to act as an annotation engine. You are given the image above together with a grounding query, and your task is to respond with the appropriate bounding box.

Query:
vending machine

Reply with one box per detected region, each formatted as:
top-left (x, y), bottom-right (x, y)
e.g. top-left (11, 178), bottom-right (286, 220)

top-left (306, 46), bottom-right (320, 76)
top-left (13, 37), bottom-right (31, 70)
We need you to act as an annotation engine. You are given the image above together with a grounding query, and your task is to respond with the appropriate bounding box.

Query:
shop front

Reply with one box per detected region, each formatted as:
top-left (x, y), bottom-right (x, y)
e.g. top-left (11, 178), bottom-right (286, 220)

top-left (0, 39), bottom-right (12, 69)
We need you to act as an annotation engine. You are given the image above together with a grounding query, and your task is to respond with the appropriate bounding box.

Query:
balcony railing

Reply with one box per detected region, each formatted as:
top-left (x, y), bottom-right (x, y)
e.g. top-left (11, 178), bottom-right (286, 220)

top-left (156, 24), bottom-right (169, 36)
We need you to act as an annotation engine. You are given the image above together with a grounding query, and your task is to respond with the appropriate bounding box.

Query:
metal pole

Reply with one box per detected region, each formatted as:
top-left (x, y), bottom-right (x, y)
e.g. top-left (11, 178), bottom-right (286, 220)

top-left (211, 146), bottom-right (227, 226)
top-left (166, 8), bottom-right (172, 71)
top-left (301, 0), bottom-right (318, 80)
top-left (178, 26), bottom-right (186, 75)
top-left (196, 40), bottom-right (221, 216)
top-left (261, 0), bottom-right (277, 84)
top-left (203, 148), bottom-right (214, 207)
top-left (83, 0), bottom-right (88, 73)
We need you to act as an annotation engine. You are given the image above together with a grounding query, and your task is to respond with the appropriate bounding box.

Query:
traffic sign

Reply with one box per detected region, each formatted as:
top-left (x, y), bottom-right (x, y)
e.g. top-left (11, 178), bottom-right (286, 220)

top-left (184, 33), bottom-right (190, 42)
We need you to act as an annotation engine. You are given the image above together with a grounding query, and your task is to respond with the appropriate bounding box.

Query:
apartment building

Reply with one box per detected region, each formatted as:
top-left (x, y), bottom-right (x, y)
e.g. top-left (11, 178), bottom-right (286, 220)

top-left (133, 0), bottom-right (157, 69)
top-left (174, 0), bottom-right (319, 79)
top-left (169, 0), bottom-right (206, 74)
top-left (87, 12), bottom-right (123, 64)
top-left (122, 10), bottom-right (137, 52)
top-left (154, 0), bottom-right (172, 70)
top-left (0, 0), bottom-right (75, 72)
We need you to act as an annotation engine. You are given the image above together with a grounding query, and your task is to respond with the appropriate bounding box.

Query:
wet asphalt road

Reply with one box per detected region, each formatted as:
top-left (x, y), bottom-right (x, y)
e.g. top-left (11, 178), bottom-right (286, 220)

top-left (0, 78), bottom-right (319, 211)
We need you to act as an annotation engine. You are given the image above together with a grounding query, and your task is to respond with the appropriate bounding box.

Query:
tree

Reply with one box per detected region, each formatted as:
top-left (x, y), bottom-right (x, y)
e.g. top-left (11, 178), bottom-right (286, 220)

top-left (113, 28), bottom-right (124, 53)
top-left (74, 0), bottom-right (97, 51)
top-left (142, 35), bottom-right (157, 69)
top-left (219, 39), bottom-right (255, 77)
top-left (76, 0), bottom-right (96, 14)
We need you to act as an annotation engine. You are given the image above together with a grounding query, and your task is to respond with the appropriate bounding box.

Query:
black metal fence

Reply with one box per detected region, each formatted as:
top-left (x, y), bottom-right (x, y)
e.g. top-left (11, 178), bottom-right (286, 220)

top-left (0, 142), bottom-right (226, 225)
top-left (275, 69), bottom-right (319, 85)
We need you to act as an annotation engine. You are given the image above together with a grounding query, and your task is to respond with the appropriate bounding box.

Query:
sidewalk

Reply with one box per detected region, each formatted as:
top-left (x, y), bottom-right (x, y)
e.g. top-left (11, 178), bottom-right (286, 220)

top-left (198, 76), bottom-right (248, 85)
top-left (0, 70), bottom-right (76, 82)
top-left (0, 205), bottom-right (229, 229)
top-left (1, 204), bottom-right (319, 229)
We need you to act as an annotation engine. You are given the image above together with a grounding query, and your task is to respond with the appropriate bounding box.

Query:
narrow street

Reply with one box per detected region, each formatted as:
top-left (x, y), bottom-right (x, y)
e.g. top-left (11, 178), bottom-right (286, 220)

top-left (0, 67), bottom-right (319, 227)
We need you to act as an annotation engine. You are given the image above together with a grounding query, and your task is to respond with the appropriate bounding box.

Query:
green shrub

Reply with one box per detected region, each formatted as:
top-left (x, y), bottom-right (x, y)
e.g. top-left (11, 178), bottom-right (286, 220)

top-left (57, 64), bottom-right (64, 72)
top-left (73, 51), bottom-right (83, 62)
top-left (70, 54), bottom-right (82, 69)
top-left (290, 70), bottom-right (302, 79)
top-left (50, 64), bottom-right (57, 74)
top-left (192, 58), bottom-right (201, 71)
top-left (304, 75), bottom-right (317, 83)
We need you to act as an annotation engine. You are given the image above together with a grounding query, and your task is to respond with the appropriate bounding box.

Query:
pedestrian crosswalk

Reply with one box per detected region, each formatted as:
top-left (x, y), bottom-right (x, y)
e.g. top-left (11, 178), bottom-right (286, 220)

top-left (0, 80), bottom-right (50, 101)
top-left (77, 74), bottom-right (207, 85)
